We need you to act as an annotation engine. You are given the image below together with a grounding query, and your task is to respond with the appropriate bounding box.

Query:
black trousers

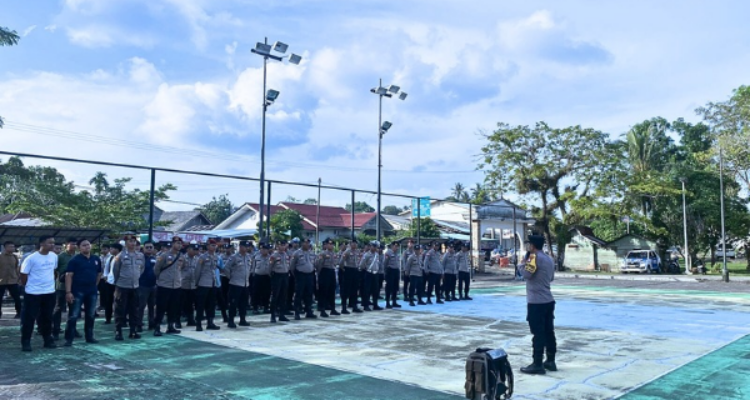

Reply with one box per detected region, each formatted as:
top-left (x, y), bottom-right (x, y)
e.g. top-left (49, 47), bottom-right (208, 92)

top-left (21, 292), bottom-right (55, 344)
top-left (154, 287), bottom-right (181, 326)
top-left (427, 273), bottom-right (443, 300)
top-left (228, 285), bottom-right (249, 321)
top-left (527, 302), bottom-right (557, 364)
top-left (443, 273), bottom-right (457, 298)
top-left (402, 272), bottom-right (410, 298)
top-left (287, 273), bottom-right (296, 306)
top-left (318, 268), bottom-right (336, 312)
top-left (270, 273), bottom-right (289, 316)
top-left (114, 287), bottom-right (139, 332)
top-left (408, 276), bottom-right (423, 302)
top-left (181, 288), bottom-right (196, 322)
top-left (0, 284), bottom-right (22, 317)
top-left (294, 272), bottom-right (314, 315)
top-left (195, 286), bottom-right (217, 322)
top-left (458, 271), bottom-right (471, 297)
top-left (252, 275), bottom-right (271, 310)
top-left (53, 289), bottom-right (68, 335)
top-left (344, 268), bottom-right (360, 310)
top-left (422, 271), bottom-right (429, 293)
top-left (377, 274), bottom-right (384, 301)
top-left (218, 277), bottom-right (230, 318)
top-left (99, 282), bottom-right (115, 322)
top-left (362, 272), bottom-right (379, 308)
top-left (385, 269), bottom-right (400, 302)
top-left (338, 267), bottom-right (348, 308)
top-left (137, 285), bottom-right (156, 329)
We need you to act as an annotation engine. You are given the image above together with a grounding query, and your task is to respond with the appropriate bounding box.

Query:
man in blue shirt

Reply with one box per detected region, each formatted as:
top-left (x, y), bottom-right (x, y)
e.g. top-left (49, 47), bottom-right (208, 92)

top-left (136, 241), bottom-right (157, 332)
top-left (63, 239), bottom-right (102, 346)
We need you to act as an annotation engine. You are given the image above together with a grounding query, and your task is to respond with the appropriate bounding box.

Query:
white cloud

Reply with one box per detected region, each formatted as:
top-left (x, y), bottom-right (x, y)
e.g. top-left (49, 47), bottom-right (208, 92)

top-left (22, 25), bottom-right (37, 37)
top-left (44, 25), bottom-right (58, 32)
top-left (128, 57), bottom-right (162, 86)
top-left (228, 61), bottom-right (306, 122)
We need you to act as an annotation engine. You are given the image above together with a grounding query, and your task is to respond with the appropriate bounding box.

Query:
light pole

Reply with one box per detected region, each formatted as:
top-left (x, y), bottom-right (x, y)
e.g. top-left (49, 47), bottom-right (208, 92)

top-left (680, 177), bottom-right (691, 274)
top-left (371, 79), bottom-right (407, 242)
top-left (251, 39), bottom-right (302, 240)
top-left (719, 145), bottom-right (729, 282)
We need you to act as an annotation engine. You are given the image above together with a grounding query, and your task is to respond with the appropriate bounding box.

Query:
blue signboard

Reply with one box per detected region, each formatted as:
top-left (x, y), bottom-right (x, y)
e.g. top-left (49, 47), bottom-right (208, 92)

top-left (411, 197), bottom-right (431, 217)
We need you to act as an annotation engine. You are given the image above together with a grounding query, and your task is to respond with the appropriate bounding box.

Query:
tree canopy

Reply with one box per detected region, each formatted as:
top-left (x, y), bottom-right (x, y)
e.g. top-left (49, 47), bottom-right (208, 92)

top-left (198, 194), bottom-right (234, 225)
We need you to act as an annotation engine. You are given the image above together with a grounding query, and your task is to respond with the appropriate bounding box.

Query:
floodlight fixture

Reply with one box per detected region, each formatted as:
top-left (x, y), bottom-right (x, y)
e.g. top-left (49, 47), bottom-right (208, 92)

top-left (387, 85), bottom-right (400, 94)
top-left (289, 53), bottom-right (302, 65)
top-left (399, 92), bottom-right (408, 100)
top-left (254, 42), bottom-right (272, 55)
top-left (381, 121), bottom-right (393, 132)
top-left (273, 41), bottom-right (289, 54)
top-left (266, 89), bottom-right (280, 102)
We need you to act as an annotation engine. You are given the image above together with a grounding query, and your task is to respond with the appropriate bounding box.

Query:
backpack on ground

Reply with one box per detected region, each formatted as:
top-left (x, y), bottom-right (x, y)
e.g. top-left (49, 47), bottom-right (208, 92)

top-left (464, 347), bottom-right (514, 400)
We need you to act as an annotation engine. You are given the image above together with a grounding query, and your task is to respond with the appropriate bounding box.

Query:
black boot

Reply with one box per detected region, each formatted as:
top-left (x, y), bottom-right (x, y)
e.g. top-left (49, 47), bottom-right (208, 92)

top-left (418, 300), bottom-right (426, 305)
top-left (115, 329), bottom-right (124, 341)
top-left (21, 341), bottom-right (32, 352)
top-left (187, 319), bottom-right (196, 326)
top-left (409, 301), bottom-right (416, 306)
top-left (270, 314), bottom-right (277, 324)
top-left (465, 295), bottom-right (473, 300)
top-left (227, 320), bottom-right (237, 329)
top-left (129, 331), bottom-right (141, 339)
top-left (341, 308), bottom-right (351, 315)
top-left (206, 320), bottom-right (221, 330)
top-left (544, 353), bottom-right (557, 371)
top-left (167, 323), bottom-right (181, 334)
top-left (426, 298), bottom-right (433, 305)
top-left (330, 310), bottom-right (340, 316)
top-left (294, 313), bottom-right (301, 321)
top-left (175, 321), bottom-right (183, 329)
top-left (386, 302), bottom-right (392, 309)
top-left (278, 314), bottom-right (290, 322)
top-left (196, 321), bottom-right (203, 331)
top-left (153, 326), bottom-right (163, 337)
top-left (305, 312), bottom-right (318, 319)
top-left (320, 311), bottom-right (329, 318)
top-left (520, 363), bottom-right (546, 375)
top-left (239, 319), bottom-right (250, 326)
top-left (392, 301), bottom-right (402, 308)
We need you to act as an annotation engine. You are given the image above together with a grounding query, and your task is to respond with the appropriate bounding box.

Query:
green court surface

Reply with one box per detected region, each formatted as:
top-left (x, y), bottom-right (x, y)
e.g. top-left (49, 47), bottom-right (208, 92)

top-left (620, 334), bottom-right (750, 400)
top-left (0, 325), bottom-right (462, 400)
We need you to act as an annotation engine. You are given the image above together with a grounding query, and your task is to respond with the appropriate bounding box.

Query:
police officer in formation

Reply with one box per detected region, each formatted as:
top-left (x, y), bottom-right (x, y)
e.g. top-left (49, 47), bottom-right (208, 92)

top-left (153, 236), bottom-right (185, 336)
top-left (383, 241), bottom-right (402, 308)
top-left (361, 240), bottom-right (382, 311)
top-left (194, 238), bottom-right (221, 331)
top-left (112, 234), bottom-right (145, 341)
top-left (457, 242), bottom-right (473, 300)
top-left (404, 244), bottom-right (425, 306)
top-left (290, 238), bottom-right (316, 320)
top-left (269, 240), bottom-right (291, 323)
top-left (340, 240), bottom-right (362, 314)
top-left (441, 243), bottom-right (458, 301)
top-left (252, 242), bottom-right (273, 315)
top-left (179, 242), bottom-right (200, 327)
top-left (225, 240), bottom-right (253, 328)
top-left (314, 238), bottom-right (339, 317)
top-left (425, 241), bottom-right (444, 304)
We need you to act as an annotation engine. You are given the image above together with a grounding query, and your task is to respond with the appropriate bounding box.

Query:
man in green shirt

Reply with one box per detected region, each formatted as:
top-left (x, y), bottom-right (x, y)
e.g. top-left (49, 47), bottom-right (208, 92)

top-left (53, 238), bottom-right (78, 340)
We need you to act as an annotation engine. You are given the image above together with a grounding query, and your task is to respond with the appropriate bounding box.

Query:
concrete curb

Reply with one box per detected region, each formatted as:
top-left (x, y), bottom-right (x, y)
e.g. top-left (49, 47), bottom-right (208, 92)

top-left (480, 267), bottom-right (750, 283)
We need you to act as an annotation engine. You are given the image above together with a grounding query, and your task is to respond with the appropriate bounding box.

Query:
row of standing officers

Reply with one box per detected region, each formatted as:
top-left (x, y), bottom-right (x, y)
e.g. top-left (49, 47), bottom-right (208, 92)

top-left (107, 235), bottom-right (474, 339)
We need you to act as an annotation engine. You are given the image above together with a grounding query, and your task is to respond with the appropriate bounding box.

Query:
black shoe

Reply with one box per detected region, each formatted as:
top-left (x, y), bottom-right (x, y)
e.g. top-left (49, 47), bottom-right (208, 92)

top-left (285, 311), bottom-right (295, 316)
top-left (458, 296), bottom-right (464, 300)
top-left (520, 363), bottom-right (546, 375)
top-left (196, 323), bottom-right (203, 332)
top-left (426, 299), bottom-right (433, 305)
top-left (129, 332), bottom-right (141, 339)
top-left (43, 341), bottom-right (58, 349)
top-left (86, 338), bottom-right (99, 344)
top-left (445, 298), bottom-right (452, 302)
top-left (465, 296), bottom-right (473, 300)
top-left (436, 300), bottom-right (444, 304)
top-left (294, 314), bottom-right (301, 321)
top-left (222, 316), bottom-right (229, 323)
top-left (544, 360), bottom-right (558, 372)
top-left (166, 326), bottom-right (181, 334)
top-left (363, 307), bottom-right (372, 312)
top-left (409, 302), bottom-right (416, 306)
top-left (136, 326), bottom-right (143, 333)
top-left (305, 313), bottom-right (318, 319)
top-left (320, 311), bottom-right (329, 318)
top-left (341, 309), bottom-right (350, 315)
top-left (386, 303), bottom-right (392, 309)
top-left (175, 322), bottom-right (182, 329)
top-left (278, 316), bottom-right (290, 322)
top-left (104, 320), bottom-right (112, 325)
top-left (187, 320), bottom-right (196, 326)
top-left (238, 320), bottom-right (250, 326)
top-left (373, 306), bottom-right (383, 311)
top-left (63, 340), bottom-right (73, 347)
top-left (418, 301), bottom-right (426, 305)
top-left (22, 342), bottom-right (32, 352)
top-left (74, 330), bottom-right (82, 338)
top-left (392, 302), bottom-right (402, 308)
top-left (227, 321), bottom-right (237, 329)
top-left (206, 324), bottom-right (221, 330)
top-left (147, 324), bottom-right (155, 331)
top-left (263, 308), bottom-right (271, 314)
top-left (153, 328), bottom-right (163, 337)
top-left (353, 308), bottom-right (363, 313)
top-left (252, 310), bottom-right (261, 315)
top-left (115, 332), bottom-right (124, 341)
top-left (52, 333), bottom-right (59, 341)
top-left (270, 315), bottom-right (277, 323)
top-left (330, 310), bottom-right (340, 316)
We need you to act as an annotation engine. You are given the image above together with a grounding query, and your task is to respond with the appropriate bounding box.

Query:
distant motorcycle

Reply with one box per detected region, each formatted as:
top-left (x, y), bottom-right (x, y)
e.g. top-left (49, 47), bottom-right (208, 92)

top-left (694, 259), bottom-right (707, 275)
top-left (666, 259), bottom-right (681, 274)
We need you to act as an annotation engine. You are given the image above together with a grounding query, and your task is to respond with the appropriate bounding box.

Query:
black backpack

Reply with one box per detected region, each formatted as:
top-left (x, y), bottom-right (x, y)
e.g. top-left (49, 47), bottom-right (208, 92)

top-left (465, 347), bottom-right (514, 400)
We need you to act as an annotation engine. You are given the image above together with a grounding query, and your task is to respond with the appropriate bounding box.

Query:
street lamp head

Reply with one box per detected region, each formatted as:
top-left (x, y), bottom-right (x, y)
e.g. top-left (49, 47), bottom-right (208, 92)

top-left (266, 89), bottom-right (280, 105)
top-left (381, 121), bottom-right (393, 132)
top-left (254, 42), bottom-right (272, 55)
top-left (289, 53), bottom-right (302, 65)
top-left (679, 177), bottom-right (687, 183)
top-left (399, 92), bottom-right (408, 100)
top-left (387, 85), bottom-right (400, 94)
top-left (371, 86), bottom-right (388, 95)
top-left (273, 41), bottom-right (289, 54)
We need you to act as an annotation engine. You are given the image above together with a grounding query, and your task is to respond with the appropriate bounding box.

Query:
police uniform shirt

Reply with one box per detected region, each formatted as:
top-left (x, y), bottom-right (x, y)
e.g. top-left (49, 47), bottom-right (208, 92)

top-left (405, 254), bottom-right (423, 277)
top-left (196, 252), bottom-right (220, 288)
top-left (425, 248), bottom-right (443, 274)
top-left (181, 254), bottom-right (200, 290)
top-left (154, 250), bottom-right (186, 289)
top-left (269, 251), bottom-right (290, 274)
top-left (227, 252), bottom-right (253, 287)
top-left (291, 249), bottom-right (315, 274)
top-left (456, 250), bottom-right (471, 273)
top-left (341, 249), bottom-right (361, 269)
top-left (112, 249), bottom-right (145, 289)
top-left (253, 252), bottom-right (271, 276)
top-left (441, 251), bottom-right (458, 275)
top-left (359, 250), bottom-right (374, 271)
top-left (315, 250), bottom-right (336, 272)
top-left (366, 251), bottom-right (381, 274)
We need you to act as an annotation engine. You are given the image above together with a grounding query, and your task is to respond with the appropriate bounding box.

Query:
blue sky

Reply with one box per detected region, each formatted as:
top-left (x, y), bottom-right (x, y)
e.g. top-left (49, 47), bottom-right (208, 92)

top-left (2, 0), bottom-right (750, 212)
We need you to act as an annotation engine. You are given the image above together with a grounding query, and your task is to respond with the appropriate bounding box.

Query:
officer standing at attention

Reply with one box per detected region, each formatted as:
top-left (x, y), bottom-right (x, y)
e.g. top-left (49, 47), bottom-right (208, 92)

top-left (291, 238), bottom-right (317, 320)
top-left (252, 242), bottom-right (273, 315)
top-left (225, 240), bottom-right (253, 328)
top-left (362, 241), bottom-right (383, 311)
top-left (383, 241), bottom-right (402, 309)
top-left (179, 242), bottom-right (200, 327)
top-left (405, 245), bottom-right (425, 306)
top-left (456, 242), bottom-right (473, 300)
top-left (286, 238), bottom-right (300, 309)
top-left (340, 240), bottom-right (362, 314)
top-left (194, 239), bottom-right (222, 331)
top-left (314, 238), bottom-right (339, 318)
top-left (400, 239), bottom-right (414, 301)
top-left (336, 241), bottom-right (348, 309)
top-left (518, 235), bottom-right (557, 375)
top-left (269, 240), bottom-right (291, 323)
top-left (425, 242), bottom-right (444, 304)
top-left (153, 236), bottom-right (185, 337)
top-left (441, 242), bottom-right (458, 301)
top-left (112, 234), bottom-right (145, 341)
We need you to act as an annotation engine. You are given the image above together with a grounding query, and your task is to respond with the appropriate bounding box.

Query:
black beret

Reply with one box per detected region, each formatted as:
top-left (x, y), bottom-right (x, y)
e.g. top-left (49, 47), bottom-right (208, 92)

top-left (239, 240), bottom-right (253, 247)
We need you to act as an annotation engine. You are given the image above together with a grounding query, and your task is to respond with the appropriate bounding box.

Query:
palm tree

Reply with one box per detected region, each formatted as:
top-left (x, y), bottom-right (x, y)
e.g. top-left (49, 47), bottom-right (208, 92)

top-left (0, 26), bottom-right (20, 46)
top-left (626, 118), bottom-right (671, 216)
top-left (451, 182), bottom-right (466, 202)
top-left (89, 172), bottom-right (110, 196)
top-left (471, 183), bottom-right (489, 204)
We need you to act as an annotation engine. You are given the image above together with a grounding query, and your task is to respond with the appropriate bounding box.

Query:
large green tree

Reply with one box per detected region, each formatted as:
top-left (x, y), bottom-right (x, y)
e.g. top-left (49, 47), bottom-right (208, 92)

top-left (267, 209), bottom-right (304, 242)
top-left (478, 122), bottom-right (609, 259)
top-left (405, 217), bottom-right (441, 239)
top-left (382, 205), bottom-right (402, 215)
top-left (198, 194), bottom-right (234, 225)
top-left (345, 201), bottom-right (375, 213)
top-left (0, 26), bottom-right (20, 128)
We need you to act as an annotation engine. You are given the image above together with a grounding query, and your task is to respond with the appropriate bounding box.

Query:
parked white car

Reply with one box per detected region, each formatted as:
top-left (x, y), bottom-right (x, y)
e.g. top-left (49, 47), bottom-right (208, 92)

top-left (621, 250), bottom-right (661, 273)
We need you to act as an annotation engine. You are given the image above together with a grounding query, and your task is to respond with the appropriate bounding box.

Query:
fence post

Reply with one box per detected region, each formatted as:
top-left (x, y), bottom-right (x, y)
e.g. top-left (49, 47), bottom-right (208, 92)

top-left (266, 181), bottom-right (272, 239)
top-left (350, 190), bottom-right (355, 240)
top-left (417, 198), bottom-right (421, 245)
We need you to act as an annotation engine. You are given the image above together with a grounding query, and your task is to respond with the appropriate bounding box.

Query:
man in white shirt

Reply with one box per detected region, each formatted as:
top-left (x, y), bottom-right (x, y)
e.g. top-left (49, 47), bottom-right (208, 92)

top-left (19, 235), bottom-right (58, 352)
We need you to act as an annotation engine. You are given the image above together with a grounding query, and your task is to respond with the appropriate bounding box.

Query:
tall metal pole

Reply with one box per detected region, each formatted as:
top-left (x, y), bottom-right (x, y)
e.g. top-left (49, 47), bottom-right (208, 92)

top-left (350, 190), bottom-right (355, 240)
top-left (417, 199), bottom-right (421, 245)
top-left (681, 179), bottom-right (691, 274)
top-left (316, 178), bottom-right (321, 248)
top-left (266, 181), bottom-right (271, 239)
top-left (258, 37), bottom-right (268, 241)
top-left (719, 146), bottom-right (729, 282)
top-left (376, 78), bottom-right (383, 242)
top-left (148, 168), bottom-right (156, 242)
top-left (513, 204), bottom-right (518, 271)
top-left (469, 203), bottom-right (473, 270)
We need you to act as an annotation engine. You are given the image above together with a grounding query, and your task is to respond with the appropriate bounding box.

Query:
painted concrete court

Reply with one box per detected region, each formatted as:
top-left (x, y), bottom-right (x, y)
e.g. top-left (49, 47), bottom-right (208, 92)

top-left (2, 277), bottom-right (750, 399)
